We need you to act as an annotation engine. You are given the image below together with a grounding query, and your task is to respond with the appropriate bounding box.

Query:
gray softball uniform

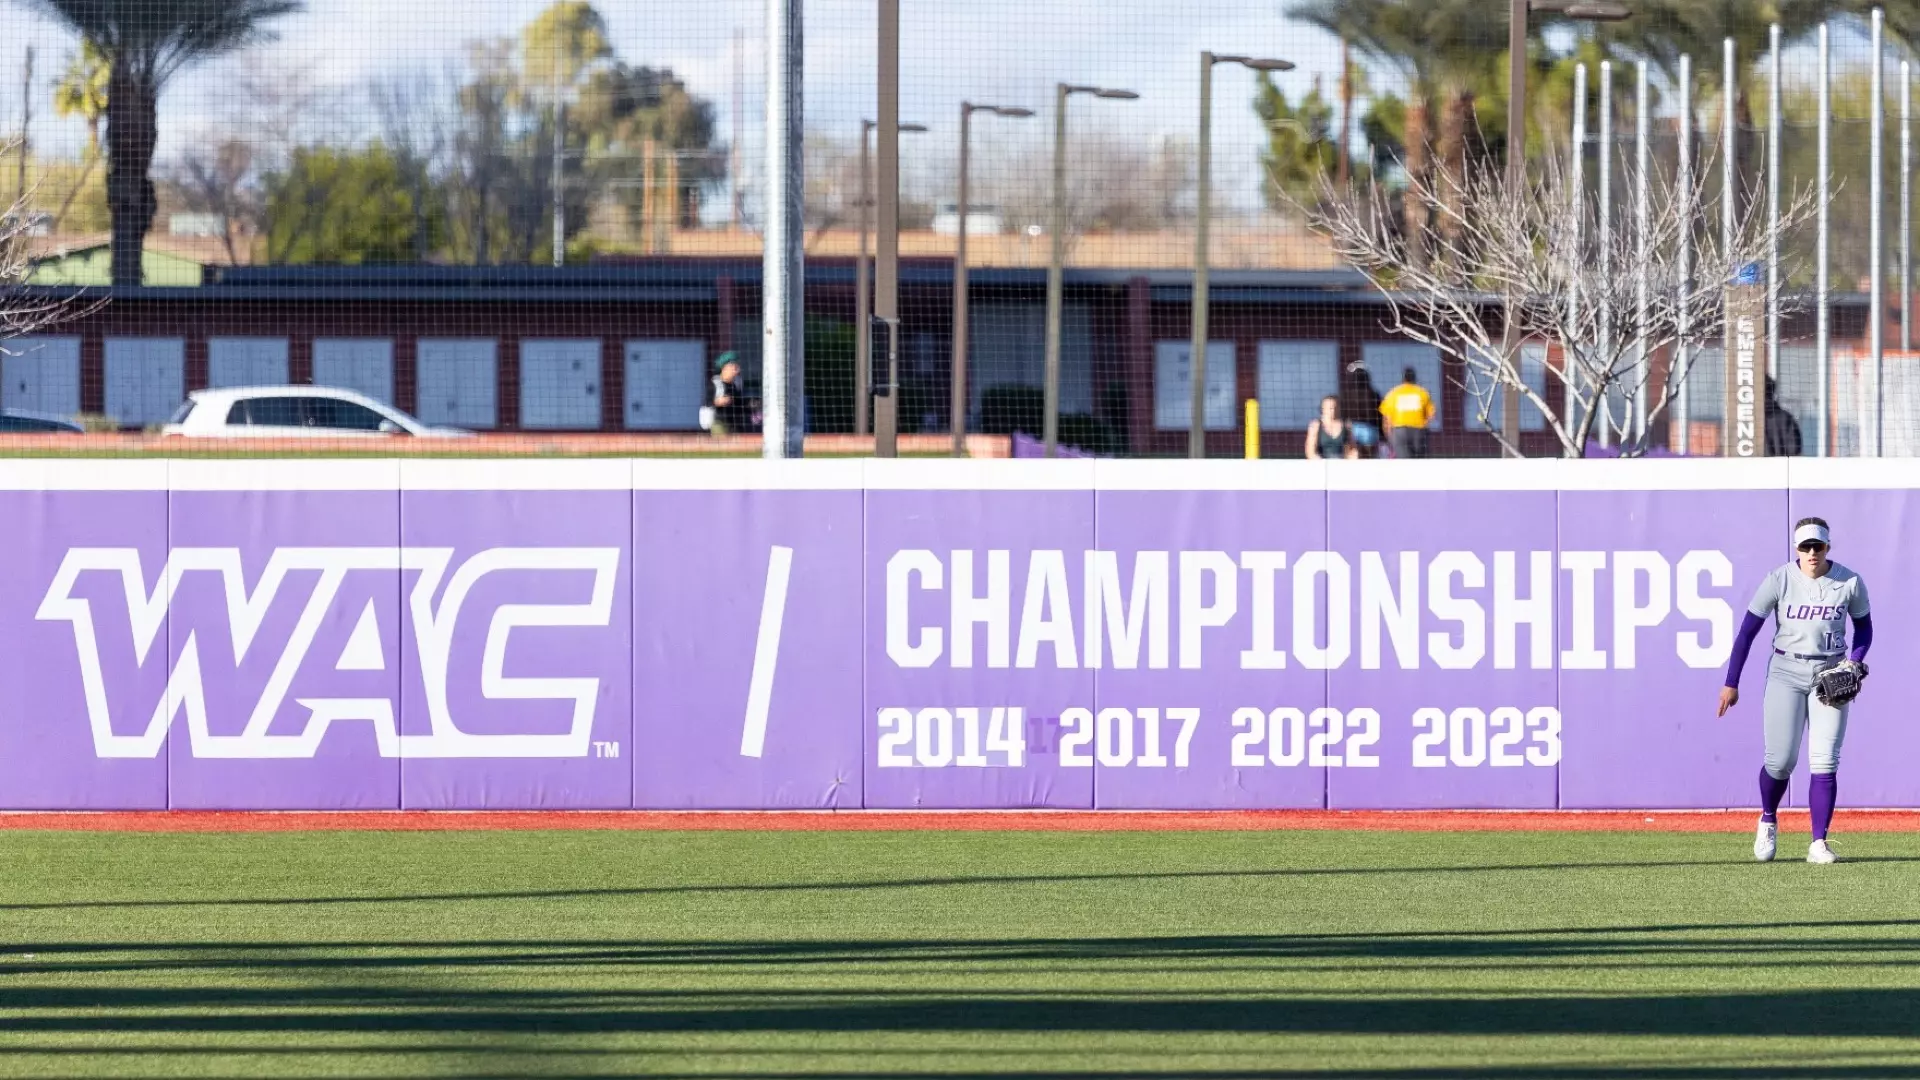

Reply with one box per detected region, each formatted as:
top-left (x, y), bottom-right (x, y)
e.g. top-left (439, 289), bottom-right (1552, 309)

top-left (1745, 562), bottom-right (1870, 780)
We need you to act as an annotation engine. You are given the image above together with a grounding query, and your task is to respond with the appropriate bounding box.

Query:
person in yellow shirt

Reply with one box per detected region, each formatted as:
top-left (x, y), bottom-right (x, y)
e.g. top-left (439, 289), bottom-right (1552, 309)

top-left (1379, 366), bottom-right (1434, 459)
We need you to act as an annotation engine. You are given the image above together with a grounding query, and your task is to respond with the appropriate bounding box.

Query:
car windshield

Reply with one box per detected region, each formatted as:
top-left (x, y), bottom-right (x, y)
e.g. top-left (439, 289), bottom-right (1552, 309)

top-left (0, 415), bottom-right (74, 432)
top-left (168, 400), bottom-right (196, 424)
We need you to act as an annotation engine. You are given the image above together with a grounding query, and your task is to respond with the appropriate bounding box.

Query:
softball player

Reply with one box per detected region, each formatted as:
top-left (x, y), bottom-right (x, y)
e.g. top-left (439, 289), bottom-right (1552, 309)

top-left (1717, 517), bottom-right (1872, 864)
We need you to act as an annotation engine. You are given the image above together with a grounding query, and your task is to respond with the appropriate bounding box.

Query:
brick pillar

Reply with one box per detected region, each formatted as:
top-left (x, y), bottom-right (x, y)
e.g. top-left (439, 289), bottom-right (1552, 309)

top-left (184, 337), bottom-right (209, 393)
top-left (394, 337), bottom-right (419, 417)
top-left (497, 336), bottom-right (520, 430)
top-left (602, 335), bottom-right (624, 431)
top-left (79, 335), bottom-right (104, 416)
top-left (289, 335), bottom-right (314, 386)
top-left (1126, 276), bottom-right (1151, 455)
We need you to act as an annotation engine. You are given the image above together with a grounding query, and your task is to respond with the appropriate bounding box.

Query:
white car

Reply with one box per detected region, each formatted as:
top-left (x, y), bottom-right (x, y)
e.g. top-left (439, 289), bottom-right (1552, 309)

top-left (161, 386), bottom-right (470, 439)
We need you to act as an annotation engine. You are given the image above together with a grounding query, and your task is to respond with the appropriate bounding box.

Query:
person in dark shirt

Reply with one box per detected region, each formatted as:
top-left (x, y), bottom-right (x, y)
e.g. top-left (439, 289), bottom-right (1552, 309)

top-left (1764, 376), bottom-right (1802, 457)
top-left (1339, 360), bottom-right (1384, 457)
top-left (1303, 395), bottom-right (1359, 459)
top-left (707, 354), bottom-right (756, 436)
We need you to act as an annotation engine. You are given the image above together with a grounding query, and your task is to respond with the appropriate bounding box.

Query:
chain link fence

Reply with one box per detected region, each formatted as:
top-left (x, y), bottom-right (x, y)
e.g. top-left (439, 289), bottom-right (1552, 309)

top-left (0, 0), bottom-right (1915, 457)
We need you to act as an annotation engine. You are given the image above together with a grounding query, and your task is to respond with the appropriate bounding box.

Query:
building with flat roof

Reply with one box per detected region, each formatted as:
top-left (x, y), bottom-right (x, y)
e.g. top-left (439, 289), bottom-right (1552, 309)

top-left (3, 258), bottom-right (1873, 455)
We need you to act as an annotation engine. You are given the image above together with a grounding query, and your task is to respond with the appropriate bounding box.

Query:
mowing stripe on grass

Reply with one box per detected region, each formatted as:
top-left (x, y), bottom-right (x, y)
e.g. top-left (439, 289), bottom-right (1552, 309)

top-left (1, 808), bottom-right (1917, 832)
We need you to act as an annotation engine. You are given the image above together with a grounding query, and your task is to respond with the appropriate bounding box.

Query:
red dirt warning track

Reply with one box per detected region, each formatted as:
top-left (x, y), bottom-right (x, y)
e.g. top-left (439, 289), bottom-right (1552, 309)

top-left (2, 809), bottom-right (1919, 833)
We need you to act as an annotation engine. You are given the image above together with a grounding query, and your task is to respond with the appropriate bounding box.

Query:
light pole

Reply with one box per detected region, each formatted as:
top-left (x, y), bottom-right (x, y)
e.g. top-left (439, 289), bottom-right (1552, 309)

top-left (856, 118), bottom-right (926, 436)
top-left (1501, 0), bottom-right (1631, 453)
top-left (954, 102), bottom-right (1035, 456)
top-left (1046, 83), bottom-right (1137, 457)
top-left (1192, 52), bottom-right (1292, 460)
top-left (874, 0), bottom-right (901, 458)
top-left (552, 61), bottom-right (566, 267)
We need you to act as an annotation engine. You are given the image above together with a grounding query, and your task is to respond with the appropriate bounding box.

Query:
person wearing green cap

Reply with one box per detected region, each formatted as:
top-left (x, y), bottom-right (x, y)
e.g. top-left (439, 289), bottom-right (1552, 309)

top-left (703, 353), bottom-right (752, 437)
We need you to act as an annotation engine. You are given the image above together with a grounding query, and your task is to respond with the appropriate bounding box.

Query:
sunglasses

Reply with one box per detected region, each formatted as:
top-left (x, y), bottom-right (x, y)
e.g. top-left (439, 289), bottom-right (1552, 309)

top-left (1797, 542), bottom-right (1829, 553)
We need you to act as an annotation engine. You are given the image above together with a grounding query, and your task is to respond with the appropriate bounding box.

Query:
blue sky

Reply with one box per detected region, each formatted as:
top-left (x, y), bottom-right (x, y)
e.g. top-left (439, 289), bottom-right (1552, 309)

top-left (1, 0), bottom-right (1353, 213)
top-left (0, 2), bottom-right (1880, 217)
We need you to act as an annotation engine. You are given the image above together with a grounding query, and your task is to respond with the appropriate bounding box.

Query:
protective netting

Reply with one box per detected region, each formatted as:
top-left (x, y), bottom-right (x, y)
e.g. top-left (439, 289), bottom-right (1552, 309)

top-left (0, 1), bottom-right (1916, 457)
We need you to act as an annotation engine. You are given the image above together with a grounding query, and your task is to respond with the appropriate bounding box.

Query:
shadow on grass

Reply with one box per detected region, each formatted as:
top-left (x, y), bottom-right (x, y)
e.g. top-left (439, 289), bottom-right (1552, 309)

top-left (3, 936), bottom-right (1920, 1077)
top-left (12, 855), bottom-right (1904, 913)
top-left (0, 983), bottom-right (1918, 1042)
top-left (10, 978), bottom-right (1920, 1024)
top-left (0, 929), bottom-right (1919, 1041)
top-left (8, 916), bottom-right (1920, 977)
top-left (1, 1049), bottom-right (1919, 1080)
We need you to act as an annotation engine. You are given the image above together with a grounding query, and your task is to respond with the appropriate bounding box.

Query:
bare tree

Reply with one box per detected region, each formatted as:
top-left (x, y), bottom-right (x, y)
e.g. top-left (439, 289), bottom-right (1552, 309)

top-left (230, 54), bottom-right (336, 171)
top-left (964, 129), bottom-right (1193, 240)
top-left (1, 140), bottom-right (100, 344)
top-left (801, 131), bottom-right (861, 237)
top-left (1308, 142), bottom-right (1817, 457)
top-left (445, 39), bottom-right (517, 264)
top-left (370, 71), bottom-right (454, 262)
top-left (167, 138), bottom-right (257, 264)
top-left (163, 55), bottom-right (337, 266)
top-left (23, 0), bottom-right (302, 286)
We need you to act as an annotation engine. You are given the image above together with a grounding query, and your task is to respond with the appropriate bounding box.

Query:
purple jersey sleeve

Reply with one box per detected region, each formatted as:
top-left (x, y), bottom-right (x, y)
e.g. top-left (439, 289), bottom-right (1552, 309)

top-left (1850, 614), bottom-right (1873, 663)
top-left (1725, 611), bottom-right (1767, 689)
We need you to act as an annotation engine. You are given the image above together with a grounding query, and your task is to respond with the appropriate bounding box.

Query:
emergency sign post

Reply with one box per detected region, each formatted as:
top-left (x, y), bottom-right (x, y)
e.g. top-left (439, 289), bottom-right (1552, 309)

top-left (1725, 262), bottom-right (1765, 458)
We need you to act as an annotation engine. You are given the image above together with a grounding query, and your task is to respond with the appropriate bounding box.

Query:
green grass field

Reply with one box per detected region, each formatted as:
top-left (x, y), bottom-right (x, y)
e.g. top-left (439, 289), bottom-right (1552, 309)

top-left (3, 827), bottom-right (1919, 1078)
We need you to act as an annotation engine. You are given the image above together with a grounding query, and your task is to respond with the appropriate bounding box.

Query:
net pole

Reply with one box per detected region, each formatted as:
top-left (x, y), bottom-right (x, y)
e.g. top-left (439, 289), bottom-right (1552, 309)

top-left (1902, 60), bottom-right (1912, 355)
top-left (1678, 55), bottom-right (1692, 452)
top-left (1768, 26), bottom-right (1781, 407)
top-left (1600, 60), bottom-right (1613, 449)
top-left (1635, 60), bottom-right (1650, 444)
top-left (953, 105), bottom-right (973, 458)
top-left (1571, 63), bottom-right (1586, 439)
top-left (763, 0), bottom-right (804, 459)
top-left (1817, 23), bottom-right (1831, 458)
top-left (1871, 7), bottom-right (1885, 458)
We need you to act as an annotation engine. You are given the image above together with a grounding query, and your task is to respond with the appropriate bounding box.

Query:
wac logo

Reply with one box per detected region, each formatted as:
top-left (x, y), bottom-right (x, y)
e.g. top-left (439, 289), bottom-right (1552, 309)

top-left (36, 547), bottom-right (621, 760)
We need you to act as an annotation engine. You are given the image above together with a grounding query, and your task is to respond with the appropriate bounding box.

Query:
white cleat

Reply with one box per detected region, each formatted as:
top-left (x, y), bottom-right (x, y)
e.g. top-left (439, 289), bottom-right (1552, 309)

top-left (1754, 818), bottom-right (1778, 862)
top-left (1808, 839), bottom-right (1839, 865)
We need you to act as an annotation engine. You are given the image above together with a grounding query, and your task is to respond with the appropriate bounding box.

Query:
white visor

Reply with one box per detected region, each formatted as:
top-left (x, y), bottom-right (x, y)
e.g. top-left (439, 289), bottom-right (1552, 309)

top-left (1794, 522), bottom-right (1831, 548)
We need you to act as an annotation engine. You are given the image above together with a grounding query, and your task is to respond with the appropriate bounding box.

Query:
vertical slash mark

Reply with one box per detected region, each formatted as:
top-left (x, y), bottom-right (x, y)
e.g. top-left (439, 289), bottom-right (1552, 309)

top-left (1089, 487), bottom-right (1099, 812)
top-left (1322, 483), bottom-right (1331, 812)
top-left (164, 460), bottom-right (175, 809)
top-left (857, 490), bottom-right (869, 810)
top-left (392, 477), bottom-right (405, 811)
top-left (626, 482), bottom-right (637, 810)
top-left (740, 545), bottom-right (794, 758)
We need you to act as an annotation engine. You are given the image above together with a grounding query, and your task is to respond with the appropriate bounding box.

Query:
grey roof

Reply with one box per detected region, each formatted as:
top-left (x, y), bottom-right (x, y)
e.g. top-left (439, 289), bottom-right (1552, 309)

top-left (7, 260), bottom-right (1877, 308)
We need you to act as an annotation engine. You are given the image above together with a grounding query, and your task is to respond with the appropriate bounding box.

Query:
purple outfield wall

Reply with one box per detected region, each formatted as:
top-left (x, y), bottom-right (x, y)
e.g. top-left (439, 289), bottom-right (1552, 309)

top-left (0, 455), bottom-right (1911, 811)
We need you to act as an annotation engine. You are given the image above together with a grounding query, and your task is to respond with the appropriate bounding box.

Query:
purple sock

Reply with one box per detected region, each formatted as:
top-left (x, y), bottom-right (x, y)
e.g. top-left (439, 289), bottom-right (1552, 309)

top-left (1811, 773), bottom-right (1838, 841)
top-left (1758, 768), bottom-right (1789, 823)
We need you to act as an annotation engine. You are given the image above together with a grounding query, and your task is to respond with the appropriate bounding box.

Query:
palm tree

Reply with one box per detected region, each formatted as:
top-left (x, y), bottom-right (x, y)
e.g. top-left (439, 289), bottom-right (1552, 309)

top-left (1562, 1), bottom-right (1920, 212)
top-left (1421, 4), bottom-right (1507, 258)
top-left (1594, 1), bottom-right (1920, 90)
top-left (52, 41), bottom-right (109, 153)
top-left (24, 1), bottom-right (302, 286)
top-left (1291, 0), bottom-right (1503, 267)
top-left (1292, 0), bottom-right (1427, 263)
top-left (1294, 1), bottom-right (1920, 224)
